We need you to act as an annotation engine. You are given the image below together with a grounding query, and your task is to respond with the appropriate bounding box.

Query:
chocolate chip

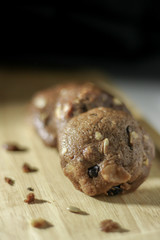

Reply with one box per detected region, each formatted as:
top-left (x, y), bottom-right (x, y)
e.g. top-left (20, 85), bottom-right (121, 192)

top-left (88, 165), bottom-right (100, 178)
top-left (107, 185), bottom-right (122, 196)
top-left (126, 126), bottom-right (133, 150)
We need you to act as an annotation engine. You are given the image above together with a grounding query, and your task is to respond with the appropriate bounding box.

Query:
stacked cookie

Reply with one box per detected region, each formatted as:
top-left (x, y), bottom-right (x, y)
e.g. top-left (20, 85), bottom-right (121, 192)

top-left (31, 83), bottom-right (155, 196)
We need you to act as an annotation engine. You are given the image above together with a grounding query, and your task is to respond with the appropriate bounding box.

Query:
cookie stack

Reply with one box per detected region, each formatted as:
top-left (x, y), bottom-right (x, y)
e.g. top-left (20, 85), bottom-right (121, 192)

top-left (31, 82), bottom-right (155, 196)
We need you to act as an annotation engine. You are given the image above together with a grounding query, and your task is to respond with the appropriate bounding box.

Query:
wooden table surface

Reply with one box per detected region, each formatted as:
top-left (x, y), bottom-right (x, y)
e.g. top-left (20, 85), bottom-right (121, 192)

top-left (0, 70), bottom-right (160, 240)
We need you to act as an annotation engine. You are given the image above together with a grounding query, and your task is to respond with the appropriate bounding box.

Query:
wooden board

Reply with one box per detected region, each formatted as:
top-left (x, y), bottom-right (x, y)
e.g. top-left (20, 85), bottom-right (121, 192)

top-left (0, 71), bottom-right (160, 240)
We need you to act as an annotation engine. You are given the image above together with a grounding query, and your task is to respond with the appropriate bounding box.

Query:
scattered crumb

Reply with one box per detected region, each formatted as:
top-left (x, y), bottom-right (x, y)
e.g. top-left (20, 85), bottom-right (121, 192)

top-left (31, 218), bottom-right (53, 229)
top-left (27, 187), bottom-right (34, 191)
top-left (24, 193), bottom-right (35, 204)
top-left (4, 177), bottom-right (15, 186)
top-left (24, 193), bottom-right (49, 205)
top-left (67, 206), bottom-right (88, 215)
top-left (2, 143), bottom-right (27, 152)
top-left (100, 219), bottom-right (128, 233)
top-left (22, 163), bottom-right (38, 173)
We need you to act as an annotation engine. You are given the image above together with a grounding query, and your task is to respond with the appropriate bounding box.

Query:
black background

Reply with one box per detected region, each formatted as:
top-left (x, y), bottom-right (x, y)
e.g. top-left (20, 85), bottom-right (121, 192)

top-left (1, 2), bottom-right (160, 77)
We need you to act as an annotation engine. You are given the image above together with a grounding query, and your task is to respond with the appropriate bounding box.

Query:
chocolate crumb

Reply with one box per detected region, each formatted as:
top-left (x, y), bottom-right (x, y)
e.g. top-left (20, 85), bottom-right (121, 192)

top-left (2, 143), bottom-right (27, 152)
top-left (31, 218), bottom-right (53, 229)
top-left (100, 219), bottom-right (126, 233)
top-left (24, 193), bottom-right (49, 204)
top-left (22, 163), bottom-right (38, 173)
top-left (24, 193), bottom-right (35, 204)
top-left (27, 187), bottom-right (34, 191)
top-left (4, 177), bottom-right (15, 186)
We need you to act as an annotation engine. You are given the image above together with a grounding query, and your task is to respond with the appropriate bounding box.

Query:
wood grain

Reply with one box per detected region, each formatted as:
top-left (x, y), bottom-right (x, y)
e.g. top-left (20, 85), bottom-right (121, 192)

top-left (0, 71), bottom-right (160, 240)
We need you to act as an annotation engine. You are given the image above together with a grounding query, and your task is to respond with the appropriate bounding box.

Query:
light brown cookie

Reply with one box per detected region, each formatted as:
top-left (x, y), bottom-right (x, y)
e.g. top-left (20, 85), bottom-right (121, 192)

top-left (58, 107), bottom-right (155, 196)
top-left (31, 83), bottom-right (129, 147)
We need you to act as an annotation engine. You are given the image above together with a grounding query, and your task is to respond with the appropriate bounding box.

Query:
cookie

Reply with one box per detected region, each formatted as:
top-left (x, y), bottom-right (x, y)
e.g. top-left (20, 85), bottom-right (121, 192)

top-left (58, 107), bottom-right (155, 196)
top-left (31, 83), bottom-right (129, 147)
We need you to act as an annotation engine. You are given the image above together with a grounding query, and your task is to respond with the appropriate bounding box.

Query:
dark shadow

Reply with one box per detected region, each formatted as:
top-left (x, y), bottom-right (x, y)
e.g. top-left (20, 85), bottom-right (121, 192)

top-left (39, 221), bottom-right (53, 229)
top-left (73, 211), bottom-right (89, 216)
top-left (95, 187), bottom-right (160, 206)
top-left (147, 150), bottom-right (160, 179)
top-left (29, 199), bottom-right (50, 204)
top-left (2, 143), bottom-right (29, 152)
top-left (26, 168), bottom-right (38, 173)
top-left (156, 149), bottom-right (160, 158)
top-left (27, 187), bottom-right (34, 191)
top-left (101, 228), bottom-right (129, 234)
top-left (13, 147), bottom-right (28, 152)
top-left (119, 228), bottom-right (130, 233)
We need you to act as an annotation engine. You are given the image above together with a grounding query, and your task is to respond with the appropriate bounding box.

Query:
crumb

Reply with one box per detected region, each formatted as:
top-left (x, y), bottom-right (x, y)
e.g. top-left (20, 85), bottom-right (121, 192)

top-left (24, 193), bottom-right (49, 205)
top-left (67, 206), bottom-right (88, 215)
top-left (31, 218), bottom-right (53, 229)
top-left (27, 187), bottom-right (34, 191)
top-left (24, 193), bottom-right (35, 204)
top-left (100, 219), bottom-right (126, 233)
top-left (4, 177), bottom-right (15, 186)
top-left (2, 143), bottom-right (27, 151)
top-left (22, 163), bottom-right (38, 173)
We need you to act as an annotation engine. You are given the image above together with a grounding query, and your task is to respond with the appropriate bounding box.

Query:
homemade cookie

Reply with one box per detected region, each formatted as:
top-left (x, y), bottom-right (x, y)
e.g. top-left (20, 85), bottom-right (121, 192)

top-left (59, 107), bottom-right (155, 196)
top-left (31, 83), bottom-right (129, 147)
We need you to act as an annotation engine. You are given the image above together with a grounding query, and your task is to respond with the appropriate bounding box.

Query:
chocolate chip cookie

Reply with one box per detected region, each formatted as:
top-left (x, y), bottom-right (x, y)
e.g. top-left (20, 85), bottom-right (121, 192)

top-left (59, 107), bottom-right (155, 196)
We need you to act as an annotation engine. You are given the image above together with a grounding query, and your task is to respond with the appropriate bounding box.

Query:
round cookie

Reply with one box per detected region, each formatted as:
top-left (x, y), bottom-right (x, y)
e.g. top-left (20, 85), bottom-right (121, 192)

top-left (31, 85), bottom-right (62, 147)
top-left (31, 82), bottom-right (129, 147)
top-left (58, 107), bottom-right (155, 196)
